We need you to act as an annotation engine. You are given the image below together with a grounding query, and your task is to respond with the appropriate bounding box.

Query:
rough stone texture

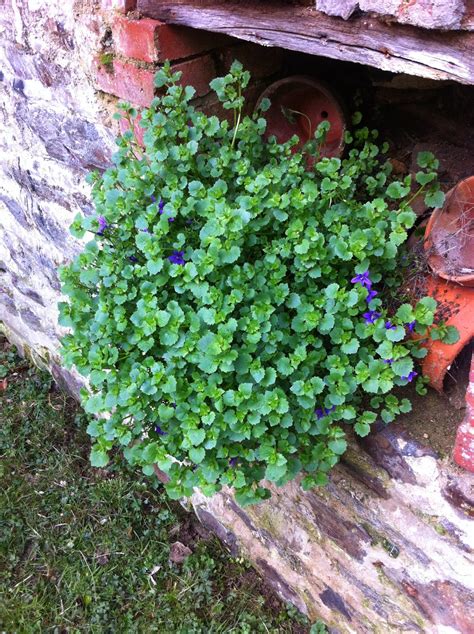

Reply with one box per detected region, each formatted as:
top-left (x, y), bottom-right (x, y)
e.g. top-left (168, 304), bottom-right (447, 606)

top-left (358, 0), bottom-right (466, 30)
top-left (1, 2), bottom-right (473, 632)
top-left (315, 0), bottom-right (470, 30)
top-left (453, 352), bottom-right (474, 472)
top-left (315, 0), bottom-right (358, 20)
top-left (192, 431), bottom-right (474, 632)
top-left (101, 0), bottom-right (136, 12)
top-left (0, 0), bottom-right (116, 394)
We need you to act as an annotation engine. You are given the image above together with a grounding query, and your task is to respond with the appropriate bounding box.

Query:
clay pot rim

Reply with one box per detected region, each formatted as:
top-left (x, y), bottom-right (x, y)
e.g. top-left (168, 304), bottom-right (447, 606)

top-left (255, 74), bottom-right (346, 156)
top-left (424, 177), bottom-right (474, 287)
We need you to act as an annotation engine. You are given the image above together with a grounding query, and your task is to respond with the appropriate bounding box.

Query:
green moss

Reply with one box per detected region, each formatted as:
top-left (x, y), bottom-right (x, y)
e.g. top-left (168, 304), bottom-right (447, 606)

top-left (412, 509), bottom-right (449, 537)
top-left (99, 52), bottom-right (114, 69)
top-left (342, 446), bottom-right (390, 486)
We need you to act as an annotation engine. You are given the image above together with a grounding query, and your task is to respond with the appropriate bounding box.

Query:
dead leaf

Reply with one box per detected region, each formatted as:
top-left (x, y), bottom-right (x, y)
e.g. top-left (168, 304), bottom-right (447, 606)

top-left (95, 552), bottom-right (109, 566)
top-left (169, 541), bottom-right (192, 564)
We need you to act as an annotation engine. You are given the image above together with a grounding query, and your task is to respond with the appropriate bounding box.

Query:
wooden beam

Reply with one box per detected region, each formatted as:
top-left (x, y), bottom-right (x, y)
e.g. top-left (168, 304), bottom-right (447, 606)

top-left (138, 0), bottom-right (474, 85)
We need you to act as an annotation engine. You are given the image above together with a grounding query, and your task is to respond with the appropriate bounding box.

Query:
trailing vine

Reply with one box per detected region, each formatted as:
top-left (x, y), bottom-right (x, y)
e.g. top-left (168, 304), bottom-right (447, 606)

top-left (59, 62), bottom-right (458, 505)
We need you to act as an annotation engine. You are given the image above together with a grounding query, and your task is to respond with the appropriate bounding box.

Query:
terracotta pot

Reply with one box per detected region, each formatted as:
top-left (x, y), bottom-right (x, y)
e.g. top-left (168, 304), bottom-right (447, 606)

top-left (256, 76), bottom-right (345, 158)
top-left (420, 275), bottom-right (474, 392)
top-left (424, 176), bottom-right (474, 286)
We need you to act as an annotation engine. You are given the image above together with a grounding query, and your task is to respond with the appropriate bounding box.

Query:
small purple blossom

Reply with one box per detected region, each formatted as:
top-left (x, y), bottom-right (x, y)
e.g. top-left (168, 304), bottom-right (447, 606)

top-left (155, 425), bottom-right (167, 436)
top-left (383, 358), bottom-right (393, 365)
top-left (168, 250), bottom-right (185, 265)
top-left (150, 194), bottom-right (156, 203)
top-left (366, 289), bottom-right (378, 304)
top-left (407, 321), bottom-right (416, 333)
top-left (315, 405), bottom-right (336, 420)
top-left (385, 321), bottom-right (396, 330)
top-left (363, 310), bottom-right (381, 324)
top-left (401, 371), bottom-right (418, 383)
top-left (129, 255), bottom-right (138, 263)
top-left (141, 228), bottom-right (151, 234)
top-left (229, 457), bottom-right (238, 467)
top-left (158, 198), bottom-right (165, 214)
top-left (168, 217), bottom-right (175, 223)
top-left (351, 271), bottom-right (372, 288)
top-left (97, 215), bottom-right (108, 236)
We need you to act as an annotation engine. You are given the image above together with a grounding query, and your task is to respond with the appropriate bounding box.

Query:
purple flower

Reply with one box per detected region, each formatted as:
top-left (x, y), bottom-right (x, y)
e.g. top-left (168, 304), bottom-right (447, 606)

top-left (366, 289), bottom-right (378, 304)
top-left (168, 217), bottom-right (175, 223)
top-left (129, 255), bottom-right (138, 263)
top-left (150, 194), bottom-right (156, 203)
top-left (155, 425), bottom-right (167, 436)
top-left (401, 370), bottom-right (418, 383)
top-left (229, 457), bottom-right (238, 467)
top-left (407, 321), bottom-right (416, 333)
top-left (363, 310), bottom-right (381, 324)
top-left (385, 321), bottom-right (396, 330)
top-left (158, 198), bottom-right (165, 214)
top-left (351, 271), bottom-right (372, 289)
top-left (315, 405), bottom-right (336, 420)
top-left (383, 358), bottom-right (393, 365)
top-left (141, 228), bottom-right (151, 234)
top-left (168, 250), bottom-right (185, 265)
top-left (97, 215), bottom-right (108, 236)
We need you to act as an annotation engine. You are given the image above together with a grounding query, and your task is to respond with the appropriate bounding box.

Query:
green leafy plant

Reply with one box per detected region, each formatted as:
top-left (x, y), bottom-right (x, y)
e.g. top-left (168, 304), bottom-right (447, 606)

top-left (59, 61), bottom-right (457, 505)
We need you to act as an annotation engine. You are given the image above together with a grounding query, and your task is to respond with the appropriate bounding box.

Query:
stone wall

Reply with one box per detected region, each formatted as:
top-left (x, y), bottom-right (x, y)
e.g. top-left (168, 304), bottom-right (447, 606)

top-left (192, 424), bottom-right (474, 632)
top-left (0, 0), bottom-right (114, 391)
top-left (0, 0), bottom-right (281, 390)
top-left (1, 2), bottom-right (473, 632)
top-left (315, 0), bottom-right (474, 30)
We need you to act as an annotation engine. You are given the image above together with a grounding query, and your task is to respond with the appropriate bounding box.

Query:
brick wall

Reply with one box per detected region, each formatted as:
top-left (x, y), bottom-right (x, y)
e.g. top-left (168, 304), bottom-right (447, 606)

top-left (94, 1), bottom-right (283, 113)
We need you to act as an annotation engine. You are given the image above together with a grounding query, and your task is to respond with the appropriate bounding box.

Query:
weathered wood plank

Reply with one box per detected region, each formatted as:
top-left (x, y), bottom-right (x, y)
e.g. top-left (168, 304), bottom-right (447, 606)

top-left (138, 0), bottom-right (474, 84)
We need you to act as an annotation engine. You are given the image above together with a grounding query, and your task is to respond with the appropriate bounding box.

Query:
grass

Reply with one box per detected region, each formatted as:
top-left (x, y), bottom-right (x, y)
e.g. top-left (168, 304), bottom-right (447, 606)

top-left (0, 338), bottom-right (313, 633)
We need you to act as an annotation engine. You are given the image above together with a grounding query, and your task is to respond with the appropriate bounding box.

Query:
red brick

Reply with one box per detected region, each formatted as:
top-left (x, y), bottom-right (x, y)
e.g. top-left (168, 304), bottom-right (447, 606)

top-left (112, 15), bottom-right (229, 63)
top-left (156, 25), bottom-right (230, 62)
top-left (112, 17), bottom-right (160, 63)
top-left (93, 57), bottom-right (155, 107)
top-left (119, 113), bottom-right (145, 146)
top-left (101, 0), bottom-right (136, 13)
top-left (219, 43), bottom-right (283, 80)
top-left (173, 55), bottom-right (215, 98)
top-left (93, 54), bottom-right (215, 107)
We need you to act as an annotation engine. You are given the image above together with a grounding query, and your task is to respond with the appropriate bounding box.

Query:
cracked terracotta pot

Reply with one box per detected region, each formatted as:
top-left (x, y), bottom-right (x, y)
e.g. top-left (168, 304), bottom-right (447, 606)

top-left (257, 76), bottom-right (345, 158)
top-left (424, 176), bottom-right (474, 286)
top-left (420, 275), bottom-right (474, 392)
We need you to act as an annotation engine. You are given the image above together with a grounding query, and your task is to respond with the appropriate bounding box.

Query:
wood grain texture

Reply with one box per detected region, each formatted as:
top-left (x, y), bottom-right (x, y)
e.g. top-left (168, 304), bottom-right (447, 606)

top-left (138, 0), bottom-right (474, 84)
